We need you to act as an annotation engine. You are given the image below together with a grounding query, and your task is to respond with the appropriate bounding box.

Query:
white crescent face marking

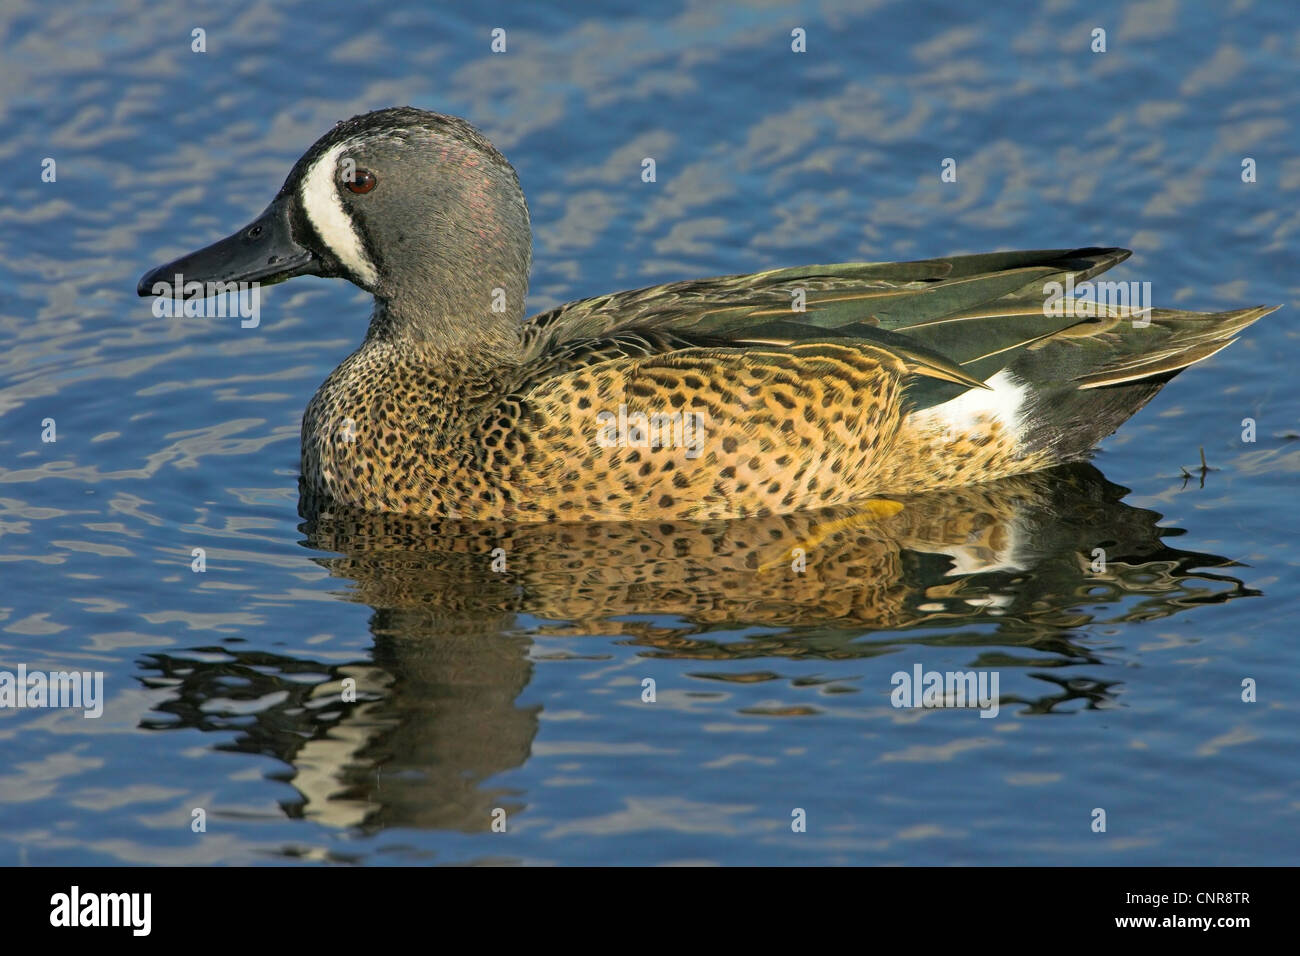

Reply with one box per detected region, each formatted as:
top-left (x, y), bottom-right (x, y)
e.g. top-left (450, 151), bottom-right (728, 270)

top-left (298, 140), bottom-right (379, 288)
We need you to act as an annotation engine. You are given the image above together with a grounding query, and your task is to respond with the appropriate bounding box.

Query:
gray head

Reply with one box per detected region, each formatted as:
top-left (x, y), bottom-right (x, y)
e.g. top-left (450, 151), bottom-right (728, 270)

top-left (138, 107), bottom-right (532, 356)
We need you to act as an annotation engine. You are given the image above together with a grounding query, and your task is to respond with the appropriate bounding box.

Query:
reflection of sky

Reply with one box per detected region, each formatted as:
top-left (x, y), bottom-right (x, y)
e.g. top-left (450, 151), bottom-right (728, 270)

top-left (0, 0), bottom-right (1296, 864)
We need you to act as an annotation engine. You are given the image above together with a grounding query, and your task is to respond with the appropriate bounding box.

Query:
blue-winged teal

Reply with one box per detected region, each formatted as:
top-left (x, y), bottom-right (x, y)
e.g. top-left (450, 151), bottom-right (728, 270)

top-left (138, 107), bottom-right (1277, 522)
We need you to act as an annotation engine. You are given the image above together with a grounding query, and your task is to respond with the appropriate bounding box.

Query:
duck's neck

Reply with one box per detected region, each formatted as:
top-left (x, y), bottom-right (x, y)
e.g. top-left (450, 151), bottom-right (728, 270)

top-left (364, 296), bottom-right (525, 368)
top-left (339, 299), bottom-right (523, 455)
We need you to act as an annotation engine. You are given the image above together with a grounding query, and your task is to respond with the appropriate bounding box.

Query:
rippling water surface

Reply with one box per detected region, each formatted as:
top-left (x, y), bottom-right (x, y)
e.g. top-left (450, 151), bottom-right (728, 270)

top-left (1, 0), bottom-right (1297, 865)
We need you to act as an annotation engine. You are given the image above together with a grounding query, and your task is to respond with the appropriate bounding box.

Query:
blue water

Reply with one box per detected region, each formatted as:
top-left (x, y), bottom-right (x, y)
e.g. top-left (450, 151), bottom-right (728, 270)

top-left (0, 0), bottom-right (1296, 865)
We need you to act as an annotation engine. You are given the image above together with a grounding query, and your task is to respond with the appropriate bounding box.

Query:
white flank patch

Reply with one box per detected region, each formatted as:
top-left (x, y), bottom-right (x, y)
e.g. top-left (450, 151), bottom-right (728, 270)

top-left (298, 141), bottom-right (379, 287)
top-left (910, 368), bottom-right (1028, 441)
top-left (939, 516), bottom-right (1028, 576)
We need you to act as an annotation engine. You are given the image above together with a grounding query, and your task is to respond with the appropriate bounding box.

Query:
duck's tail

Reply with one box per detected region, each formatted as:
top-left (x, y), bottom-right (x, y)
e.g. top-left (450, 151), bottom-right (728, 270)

top-left (1012, 303), bottom-right (1279, 460)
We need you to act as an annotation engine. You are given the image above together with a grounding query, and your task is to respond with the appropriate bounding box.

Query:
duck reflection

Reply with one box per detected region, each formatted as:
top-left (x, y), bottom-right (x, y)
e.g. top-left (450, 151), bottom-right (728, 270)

top-left (138, 463), bottom-right (1256, 833)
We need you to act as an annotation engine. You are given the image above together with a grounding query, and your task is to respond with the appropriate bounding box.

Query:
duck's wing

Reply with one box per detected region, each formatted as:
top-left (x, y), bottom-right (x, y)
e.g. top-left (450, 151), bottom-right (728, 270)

top-left (524, 247), bottom-right (1126, 342)
top-left (520, 246), bottom-right (1276, 421)
top-left (518, 247), bottom-right (1124, 390)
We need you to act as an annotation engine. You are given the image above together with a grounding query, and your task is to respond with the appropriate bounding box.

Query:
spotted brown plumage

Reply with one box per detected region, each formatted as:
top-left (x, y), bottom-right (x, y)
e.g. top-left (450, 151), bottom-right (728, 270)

top-left (138, 107), bottom-right (1279, 522)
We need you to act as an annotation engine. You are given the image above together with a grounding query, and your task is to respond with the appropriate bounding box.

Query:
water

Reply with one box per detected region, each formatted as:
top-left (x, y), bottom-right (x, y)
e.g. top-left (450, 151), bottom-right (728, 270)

top-left (1, 0), bottom-right (1296, 865)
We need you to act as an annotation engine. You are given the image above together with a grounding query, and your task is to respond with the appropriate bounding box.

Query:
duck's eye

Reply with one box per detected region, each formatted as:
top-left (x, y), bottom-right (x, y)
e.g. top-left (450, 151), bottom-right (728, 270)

top-left (344, 169), bottom-right (377, 194)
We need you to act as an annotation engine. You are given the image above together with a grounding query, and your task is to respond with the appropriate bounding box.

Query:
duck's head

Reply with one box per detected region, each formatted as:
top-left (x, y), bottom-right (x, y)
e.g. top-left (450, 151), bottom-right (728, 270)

top-left (138, 107), bottom-right (532, 348)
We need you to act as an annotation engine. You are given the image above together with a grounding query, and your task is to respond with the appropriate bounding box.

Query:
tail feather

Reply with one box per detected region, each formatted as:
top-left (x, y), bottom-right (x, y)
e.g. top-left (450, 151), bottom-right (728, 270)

top-left (1014, 304), bottom-right (1279, 458)
top-left (1071, 305), bottom-right (1278, 389)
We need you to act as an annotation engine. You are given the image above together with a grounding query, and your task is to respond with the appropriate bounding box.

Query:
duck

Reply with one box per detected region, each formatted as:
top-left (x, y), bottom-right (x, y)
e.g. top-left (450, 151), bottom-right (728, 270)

top-left (137, 107), bottom-right (1278, 522)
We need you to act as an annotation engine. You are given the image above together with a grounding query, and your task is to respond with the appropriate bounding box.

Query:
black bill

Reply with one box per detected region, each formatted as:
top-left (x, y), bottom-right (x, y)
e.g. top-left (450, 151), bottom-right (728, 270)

top-left (137, 194), bottom-right (316, 298)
